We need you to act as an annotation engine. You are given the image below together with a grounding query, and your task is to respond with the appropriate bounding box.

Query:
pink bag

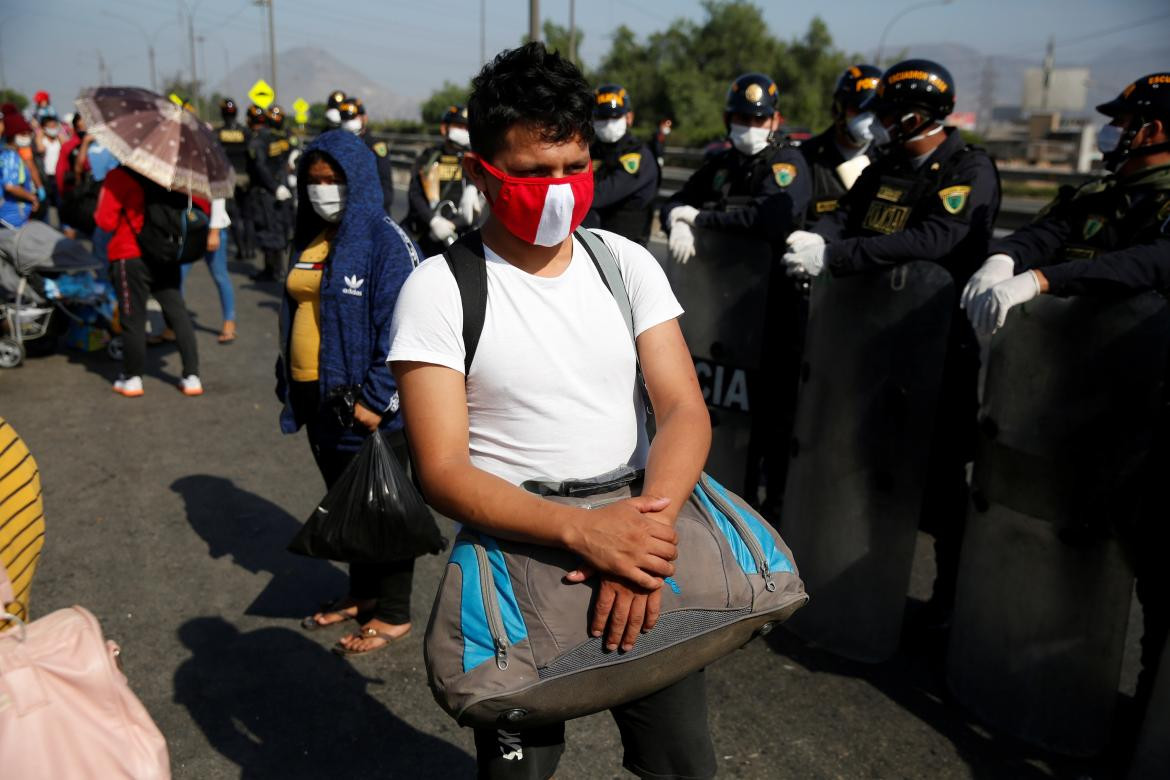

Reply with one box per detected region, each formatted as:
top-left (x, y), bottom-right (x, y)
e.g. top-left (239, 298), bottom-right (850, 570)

top-left (0, 569), bottom-right (171, 779)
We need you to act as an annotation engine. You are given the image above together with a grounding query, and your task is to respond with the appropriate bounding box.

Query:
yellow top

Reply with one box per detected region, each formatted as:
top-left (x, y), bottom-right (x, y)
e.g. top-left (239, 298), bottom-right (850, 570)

top-left (0, 417), bottom-right (45, 625)
top-left (286, 231), bottom-right (332, 382)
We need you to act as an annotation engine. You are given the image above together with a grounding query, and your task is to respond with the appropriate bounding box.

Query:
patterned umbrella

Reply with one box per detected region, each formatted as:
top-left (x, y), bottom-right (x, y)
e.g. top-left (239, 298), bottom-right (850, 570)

top-left (74, 86), bottom-right (234, 200)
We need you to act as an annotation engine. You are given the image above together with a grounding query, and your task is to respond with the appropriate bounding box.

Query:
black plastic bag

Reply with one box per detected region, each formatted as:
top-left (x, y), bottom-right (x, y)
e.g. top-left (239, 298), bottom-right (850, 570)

top-left (288, 432), bottom-right (446, 563)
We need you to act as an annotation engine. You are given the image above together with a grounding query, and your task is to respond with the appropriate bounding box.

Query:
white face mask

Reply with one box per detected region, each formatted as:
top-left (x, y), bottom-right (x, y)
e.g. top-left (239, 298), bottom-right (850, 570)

top-left (307, 184), bottom-right (346, 223)
top-left (324, 108), bottom-right (341, 127)
top-left (660, 125), bottom-right (671, 136)
top-left (446, 126), bottom-right (470, 148)
top-left (1097, 123), bottom-right (1124, 154)
top-left (44, 126), bottom-right (60, 139)
top-left (342, 118), bottom-right (362, 134)
top-left (592, 118), bottom-right (626, 144)
top-left (14, 134), bottom-right (32, 148)
top-left (846, 112), bottom-right (877, 146)
top-left (728, 123), bottom-right (771, 156)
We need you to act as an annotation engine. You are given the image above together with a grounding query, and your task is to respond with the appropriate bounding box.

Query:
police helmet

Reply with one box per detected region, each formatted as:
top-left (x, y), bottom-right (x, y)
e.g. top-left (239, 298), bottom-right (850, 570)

top-left (327, 90), bottom-right (347, 110)
top-left (245, 104), bottom-right (266, 126)
top-left (725, 73), bottom-right (778, 119)
top-left (220, 98), bottom-right (237, 118)
top-left (865, 59), bottom-right (955, 121)
top-left (1097, 73), bottom-right (1170, 122)
top-left (352, 96), bottom-right (366, 116)
top-left (594, 85), bottom-right (631, 119)
top-left (833, 65), bottom-right (882, 115)
top-left (441, 104), bottom-right (469, 126)
top-left (266, 104), bottom-right (285, 128)
top-left (338, 100), bottom-right (360, 122)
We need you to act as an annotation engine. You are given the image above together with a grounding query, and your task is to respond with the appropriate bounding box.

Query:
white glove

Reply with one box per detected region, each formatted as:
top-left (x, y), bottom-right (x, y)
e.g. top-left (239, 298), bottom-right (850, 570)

top-left (429, 215), bottom-right (457, 243)
top-left (459, 184), bottom-right (482, 224)
top-left (668, 205), bottom-right (700, 228)
top-left (961, 254), bottom-right (1016, 311)
top-left (970, 271), bottom-right (1042, 337)
top-left (782, 230), bottom-right (826, 278)
top-left (275, 184), bottom-right (292, 202)
top-left (668, 221), bottom-right (697, 264)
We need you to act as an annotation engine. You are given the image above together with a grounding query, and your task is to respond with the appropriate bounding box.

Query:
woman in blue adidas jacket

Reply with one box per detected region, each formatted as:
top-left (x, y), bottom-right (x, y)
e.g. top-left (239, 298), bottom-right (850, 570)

top-left (275, 129), bottom-right (422, 656)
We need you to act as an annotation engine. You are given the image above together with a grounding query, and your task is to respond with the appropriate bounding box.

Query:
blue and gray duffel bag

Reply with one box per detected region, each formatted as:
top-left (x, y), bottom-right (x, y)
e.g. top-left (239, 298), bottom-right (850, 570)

top-left (423, 468), bottom-right (808, 728)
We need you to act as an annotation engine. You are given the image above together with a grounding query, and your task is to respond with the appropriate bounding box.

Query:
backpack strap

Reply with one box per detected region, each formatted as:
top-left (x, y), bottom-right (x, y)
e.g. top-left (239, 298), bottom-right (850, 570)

top-left (442, 231), bottom-right (488, 375)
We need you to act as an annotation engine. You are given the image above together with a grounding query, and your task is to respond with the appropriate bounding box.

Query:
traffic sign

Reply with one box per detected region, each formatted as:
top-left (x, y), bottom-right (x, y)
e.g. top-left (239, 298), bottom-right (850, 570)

top-left (248, 79), bottom-right (275, 109)
top-left (292, 97), bottom-right (310, 124)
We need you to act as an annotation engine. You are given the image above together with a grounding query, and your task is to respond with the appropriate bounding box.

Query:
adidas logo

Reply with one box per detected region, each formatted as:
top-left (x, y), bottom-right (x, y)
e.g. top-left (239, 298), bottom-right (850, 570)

top-left (343, 274), bottom-right (364, 297)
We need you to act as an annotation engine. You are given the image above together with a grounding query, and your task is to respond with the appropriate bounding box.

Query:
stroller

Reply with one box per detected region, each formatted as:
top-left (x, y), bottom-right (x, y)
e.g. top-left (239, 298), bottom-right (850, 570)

top-left (0, 221), bottom-right (120, 368)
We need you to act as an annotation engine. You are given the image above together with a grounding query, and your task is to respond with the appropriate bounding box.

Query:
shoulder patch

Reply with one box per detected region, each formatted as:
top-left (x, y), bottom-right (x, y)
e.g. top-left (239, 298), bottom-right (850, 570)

top-left (619, 152), bottom-right (642, 175)
top-left (939, 185), bottom-right (972, 215)
top-left (773, 162), bottom-right (797, 187)
top-left (1082, 214), bottom-right (1106, 240)
top-left (373, 141), bottom-right (389, 158)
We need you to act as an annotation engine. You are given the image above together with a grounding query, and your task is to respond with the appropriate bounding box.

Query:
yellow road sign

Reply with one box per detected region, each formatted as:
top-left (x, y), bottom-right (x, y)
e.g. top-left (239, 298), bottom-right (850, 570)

top-left (248, 79), bottom-right (275, 109)
top-left (292, 97), bottom-right (310, 124)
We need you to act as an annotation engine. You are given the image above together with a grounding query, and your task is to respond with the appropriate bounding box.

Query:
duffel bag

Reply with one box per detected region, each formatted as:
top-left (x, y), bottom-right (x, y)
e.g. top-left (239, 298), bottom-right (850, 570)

top-left (424, 470), bottom-right (807, 728)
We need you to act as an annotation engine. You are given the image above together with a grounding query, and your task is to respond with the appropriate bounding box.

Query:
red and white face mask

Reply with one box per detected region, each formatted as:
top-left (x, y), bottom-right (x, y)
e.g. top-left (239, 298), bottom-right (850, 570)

top-left (471, 154), bottom-right (594, 246)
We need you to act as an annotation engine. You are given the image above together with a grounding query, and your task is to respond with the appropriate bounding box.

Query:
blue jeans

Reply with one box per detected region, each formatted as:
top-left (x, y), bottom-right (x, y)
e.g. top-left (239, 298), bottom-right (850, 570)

top-left (180, 237), bottom-right (235, 322)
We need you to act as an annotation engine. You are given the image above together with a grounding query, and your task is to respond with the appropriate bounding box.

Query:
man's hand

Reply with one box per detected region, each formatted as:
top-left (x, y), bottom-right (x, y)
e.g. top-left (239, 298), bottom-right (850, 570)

top-left (969, 271), bottom-right (1043, 337)
top-left (353, 401), bottom-right (382, 433)
top-left (668, 221), bottom-right (697, 264)
top-left (564, 496), bottom-right (676, 590)
top-left (961, 253), bottom-right (1016, 311)
top-left (589, 576), bottom-right (664, 652)
top-left (782, 230), bottom-right (826, 278)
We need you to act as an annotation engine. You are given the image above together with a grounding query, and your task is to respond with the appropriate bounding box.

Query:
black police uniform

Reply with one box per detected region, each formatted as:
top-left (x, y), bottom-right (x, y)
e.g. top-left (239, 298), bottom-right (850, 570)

top-left (246, 125), bottom-right (292, 277)
top-left (584, 131), bottom-right (659, 244)
top-left (816, 126), bottom-right (1001, 610)
top-left (215, 119), bottom-right (253, 257)
top-left (406, 141), bottom-right (471, 257)
top-left (363, 134), bottom-right (395, 214)
top-left (799, 127), bottom-right (877, 225)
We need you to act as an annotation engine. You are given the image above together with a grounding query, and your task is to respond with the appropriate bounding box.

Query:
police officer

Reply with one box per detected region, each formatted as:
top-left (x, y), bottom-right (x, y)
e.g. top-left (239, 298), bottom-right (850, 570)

top-left (963, 73), bottom-right (1170, 716)
top-left (783, 59), bottom-right (1001, 622)
top-left (582, 84), bottom-right (659, 245)
top-left (215, 98), bottom-right (254, 259)
top-left (246, 104), bottom-right (292, 282)
top-left (661, 72), bottom-right (811, 260)
top-left (324, 89), bottom-right (347, 129)
top-left (800, 64), bottom-right (883, 225)
top-left (406, 104), bottom-right (480, 256)
top-left (338, 96), bottom-right (395, 215)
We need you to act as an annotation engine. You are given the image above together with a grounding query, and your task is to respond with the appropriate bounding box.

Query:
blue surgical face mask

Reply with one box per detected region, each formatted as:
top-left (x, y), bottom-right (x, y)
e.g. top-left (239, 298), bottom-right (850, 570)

top-left (1097, 123), bottom-right (1124, 155)
top-left (846, 112), bottom-right (877, 146)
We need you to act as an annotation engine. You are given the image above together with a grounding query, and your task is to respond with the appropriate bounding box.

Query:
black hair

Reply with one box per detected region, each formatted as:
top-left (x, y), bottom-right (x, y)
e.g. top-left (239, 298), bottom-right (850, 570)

top-left (467, 42), bottom-right (594, 160)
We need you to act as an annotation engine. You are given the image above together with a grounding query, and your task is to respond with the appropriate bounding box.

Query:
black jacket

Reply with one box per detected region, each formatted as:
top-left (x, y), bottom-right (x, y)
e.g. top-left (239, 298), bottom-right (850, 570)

top-left (585, 132), bottom-right (659, 244)
top-left (799, 126), bottom-right (877, 224)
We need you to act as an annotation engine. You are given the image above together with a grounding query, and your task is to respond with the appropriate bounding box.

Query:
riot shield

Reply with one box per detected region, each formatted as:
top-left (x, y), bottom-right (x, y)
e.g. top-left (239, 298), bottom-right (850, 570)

top-left (666, 228), bottom-right (773, 496)
top-left (947, 292), bottom-right (1170, 757)
top-left (780, 262), bottom-right (955, 662)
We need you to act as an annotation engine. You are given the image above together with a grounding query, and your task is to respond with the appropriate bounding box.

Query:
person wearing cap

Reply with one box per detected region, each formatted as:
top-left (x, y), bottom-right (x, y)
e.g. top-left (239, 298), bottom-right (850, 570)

top-left (783, 59), bottom-right (1001, 624)
top-left (961, 74), bottom-right (1170, 718)
top-left (583, 84), bottom-right (659, 245)
top-left (324, 89), bottom-right (347, 129)
top-left (661, 73), bottom-right (811, 264)
top-left (337, 96), bottom-right (395, 215)
top-left (0, 106), bottom-right (38, 228)
top-left (800, 64), bottom-right (883, 225)
top-left (406, 104), bottom-right (478, 256)
top-left (246, 104), bottom-right (292, 282)
top-left (215, 98), bottom-right (254, 260)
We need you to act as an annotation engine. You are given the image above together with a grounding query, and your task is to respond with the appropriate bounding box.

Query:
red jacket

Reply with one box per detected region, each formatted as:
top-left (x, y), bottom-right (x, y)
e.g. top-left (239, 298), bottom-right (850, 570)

top-left (55, 136), bottom-right (87, 194)
top-left (93, 169), bottom-right (211, 262)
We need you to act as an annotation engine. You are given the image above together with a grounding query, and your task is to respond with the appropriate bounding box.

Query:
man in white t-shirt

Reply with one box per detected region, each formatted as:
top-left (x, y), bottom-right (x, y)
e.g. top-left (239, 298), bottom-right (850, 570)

top-left (389, 43), bottom-right (715, 780)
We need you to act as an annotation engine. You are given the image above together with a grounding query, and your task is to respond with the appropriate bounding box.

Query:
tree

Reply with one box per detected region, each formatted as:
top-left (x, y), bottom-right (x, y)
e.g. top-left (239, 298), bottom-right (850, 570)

top-left (420, 80), bottom-right (472, 127)
top-left (532, 20), bottom-right (585, 69)
top-left (0, 89), bottom-right (29, 111)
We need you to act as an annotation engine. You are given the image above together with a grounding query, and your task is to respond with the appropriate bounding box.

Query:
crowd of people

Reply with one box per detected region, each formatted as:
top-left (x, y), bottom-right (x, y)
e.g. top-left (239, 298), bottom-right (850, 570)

top-left (1, 35), bottom-right (1168, 779)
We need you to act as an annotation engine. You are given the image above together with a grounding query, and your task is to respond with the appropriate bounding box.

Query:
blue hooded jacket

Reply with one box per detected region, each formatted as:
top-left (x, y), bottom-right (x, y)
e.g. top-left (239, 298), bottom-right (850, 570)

top-left (276, 130), bottom-right (420, 442)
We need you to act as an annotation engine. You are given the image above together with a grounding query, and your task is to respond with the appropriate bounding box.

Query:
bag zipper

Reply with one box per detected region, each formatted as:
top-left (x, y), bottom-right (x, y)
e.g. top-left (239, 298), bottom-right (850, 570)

top-left (701, 480), bottom-right (776, 593)
top-left (472, 540), bottom-right (510, 670)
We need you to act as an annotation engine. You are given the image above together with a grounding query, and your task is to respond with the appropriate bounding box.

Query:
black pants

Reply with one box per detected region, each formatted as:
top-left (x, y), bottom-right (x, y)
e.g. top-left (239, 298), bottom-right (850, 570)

top-left (109, 257), bottom-right (199, 378)
top-left (226, 192), bottom-right (253, 258)
top-left (290, 381), bottom-right (414, 625)
top-left (472, 670), bottom-right (716, 780)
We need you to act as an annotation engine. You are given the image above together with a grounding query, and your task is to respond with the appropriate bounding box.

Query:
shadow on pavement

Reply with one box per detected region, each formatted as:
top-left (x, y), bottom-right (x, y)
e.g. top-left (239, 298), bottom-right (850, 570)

top-left (766, 620), bottom-right (1112, 779)
top-left (175, 617), bottom-right (474, 778)
top-left (172, 475), bottom-right (346, 619)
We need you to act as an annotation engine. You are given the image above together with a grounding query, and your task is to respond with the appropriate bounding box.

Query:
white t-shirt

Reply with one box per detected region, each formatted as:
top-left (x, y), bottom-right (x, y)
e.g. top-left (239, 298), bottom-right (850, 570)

top-left (388, 229), bottom-right (683, 486)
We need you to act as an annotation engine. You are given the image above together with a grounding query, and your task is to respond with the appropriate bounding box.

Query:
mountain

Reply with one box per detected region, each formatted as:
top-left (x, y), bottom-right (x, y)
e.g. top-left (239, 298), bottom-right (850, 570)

top-left (212, 46), bottom-right (418, 121)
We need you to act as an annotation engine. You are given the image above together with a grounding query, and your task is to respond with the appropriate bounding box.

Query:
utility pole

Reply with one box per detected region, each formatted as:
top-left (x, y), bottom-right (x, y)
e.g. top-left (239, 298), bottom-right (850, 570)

top-left (569, 0), bottom-right (576, 62)
top-left (480, 0), bottom-right (486, 64)
top-left (529, 0), bottom-right (540, 43)
top-left (252, 0), bottom-right (278, 98)
top-left (977, 56), bottom-right (996, 136)
top-left (148, 44), bottom-right (158, 92)
top-left (187, 10), bottom-right (198, 96)
top-left (97, 50), bottom-right (109, 86)
top-left (1041, 36), bottom-right (1055, 110)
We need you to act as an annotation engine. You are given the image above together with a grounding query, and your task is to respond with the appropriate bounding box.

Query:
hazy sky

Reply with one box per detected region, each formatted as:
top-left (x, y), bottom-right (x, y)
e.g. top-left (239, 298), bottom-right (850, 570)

top-left (2, 0), bottom-right (1166, 106)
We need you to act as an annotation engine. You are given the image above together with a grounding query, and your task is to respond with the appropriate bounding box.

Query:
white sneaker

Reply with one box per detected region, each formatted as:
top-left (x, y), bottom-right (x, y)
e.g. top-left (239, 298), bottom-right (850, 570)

top-left (114, 375), bottom-right (144, 397)
top-left (179, 375), bottom-right (203, 396)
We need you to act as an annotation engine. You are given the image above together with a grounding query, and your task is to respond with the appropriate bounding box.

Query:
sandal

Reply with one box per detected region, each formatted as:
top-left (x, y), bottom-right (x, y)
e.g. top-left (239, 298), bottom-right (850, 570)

top-left (332, 626), bottom-right (412, 656)
top-left (300, 598), bottom-right (372, 631)
top-left (218, 322), bottom-right (237, 344)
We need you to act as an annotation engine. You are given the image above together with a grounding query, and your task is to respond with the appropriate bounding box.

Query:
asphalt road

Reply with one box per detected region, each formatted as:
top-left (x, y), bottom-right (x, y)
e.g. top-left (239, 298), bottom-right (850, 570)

top-left (0, 199), bottom-right (1144, 779)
